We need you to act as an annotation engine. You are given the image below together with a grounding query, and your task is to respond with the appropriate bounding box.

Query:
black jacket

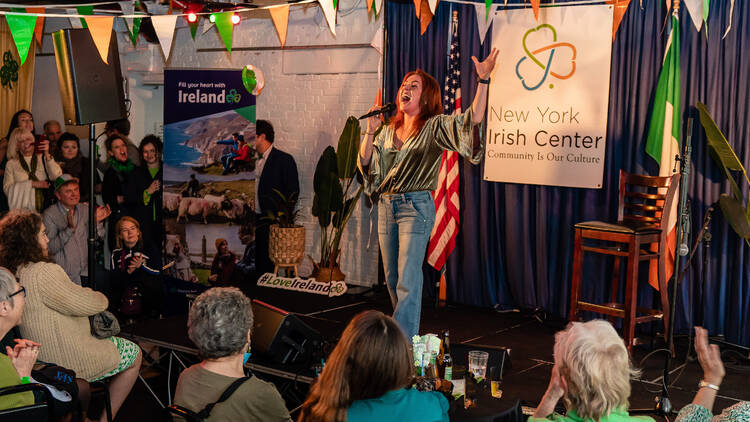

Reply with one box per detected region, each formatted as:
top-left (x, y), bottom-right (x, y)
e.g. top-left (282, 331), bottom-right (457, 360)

top-left (257, 147), bottom-right (299, 215)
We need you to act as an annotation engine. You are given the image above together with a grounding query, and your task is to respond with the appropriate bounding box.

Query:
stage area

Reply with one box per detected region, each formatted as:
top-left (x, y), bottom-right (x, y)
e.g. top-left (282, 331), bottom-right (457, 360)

top-left (114, 285), bottom-right (749, 421)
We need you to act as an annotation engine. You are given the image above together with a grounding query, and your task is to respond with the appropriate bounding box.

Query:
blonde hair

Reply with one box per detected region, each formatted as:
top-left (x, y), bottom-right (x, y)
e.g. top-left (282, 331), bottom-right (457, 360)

top-left (115, 216), bottom-right (142, 249)
top-left (7, 128), bottom-right (33, 160)
top-left (554, 320), bottom-right (639, 421)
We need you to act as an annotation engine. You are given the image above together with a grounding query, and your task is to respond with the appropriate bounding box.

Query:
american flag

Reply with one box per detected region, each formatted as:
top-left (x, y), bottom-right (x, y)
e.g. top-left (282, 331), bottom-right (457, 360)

top-left (427, 11), bottom-right (461, 271)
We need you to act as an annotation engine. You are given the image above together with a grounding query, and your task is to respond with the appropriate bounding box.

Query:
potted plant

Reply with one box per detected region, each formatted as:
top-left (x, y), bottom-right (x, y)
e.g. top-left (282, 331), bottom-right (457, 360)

top-left (266, 190), bottom-right (305, 273)
top-left (311, 116), bottom-right (365, 283)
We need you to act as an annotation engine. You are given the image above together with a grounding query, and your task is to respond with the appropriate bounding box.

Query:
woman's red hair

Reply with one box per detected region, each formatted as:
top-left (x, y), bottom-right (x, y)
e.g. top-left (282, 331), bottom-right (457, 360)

top-left (390, 70), bottom-right (442, 136)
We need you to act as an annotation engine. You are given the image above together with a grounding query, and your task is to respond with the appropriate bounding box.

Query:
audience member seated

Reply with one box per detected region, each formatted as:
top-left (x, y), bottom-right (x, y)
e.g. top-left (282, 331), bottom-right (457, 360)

top-left (1, 110), bottom-right (38, 212)
top-left (235, 220), bottom-right (256, 284)
top-left (0, 267), bottom-right (36, 411)
top-left (3, 128), bottom-right (62, 212)
top-left (529, 320), bottom-right (653, 422)
top-left (55, 132), bottom-right (101, 203)
top-left (298, 310), bottom-right (449, 422)
top-left (209, 238), bottom-right (237, 287)
top-left (102, 135), bottom-right (136, 251)
top-left (42, 174), bottom-right (110, 285)
top-left (0, 210), bottom-right (142, 422)
top-left (110, 216), bottom-right (161, 318)
top-left (42, 120), bottom-right (63, 158)
top-left (125, 135), bottom-right (163, 267)
top-left (174, 287), bottom-right (291, 421)
top-left (675, 327), bottom-right (749, 422)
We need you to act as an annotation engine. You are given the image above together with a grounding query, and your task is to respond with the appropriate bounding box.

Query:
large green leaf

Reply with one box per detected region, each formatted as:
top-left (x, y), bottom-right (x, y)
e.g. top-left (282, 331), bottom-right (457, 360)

top-left (337, 116), bottom-right (361, 179)
top-left (312, 146), bottom-right (343, 228)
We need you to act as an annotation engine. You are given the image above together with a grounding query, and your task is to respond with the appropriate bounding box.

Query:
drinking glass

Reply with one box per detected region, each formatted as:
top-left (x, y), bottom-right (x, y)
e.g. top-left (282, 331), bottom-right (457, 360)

top-left (468, 350), bottom-right (489, 380)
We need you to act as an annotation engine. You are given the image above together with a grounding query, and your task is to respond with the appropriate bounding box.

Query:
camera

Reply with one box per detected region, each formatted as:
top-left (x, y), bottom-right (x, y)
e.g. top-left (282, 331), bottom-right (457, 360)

top-left (34, 134), bottom-right (48, 154)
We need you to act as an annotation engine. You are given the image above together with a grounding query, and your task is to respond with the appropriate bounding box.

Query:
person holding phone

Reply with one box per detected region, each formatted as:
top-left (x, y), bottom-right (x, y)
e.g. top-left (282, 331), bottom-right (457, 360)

top-left (3, 128), bottom-right (62, 212)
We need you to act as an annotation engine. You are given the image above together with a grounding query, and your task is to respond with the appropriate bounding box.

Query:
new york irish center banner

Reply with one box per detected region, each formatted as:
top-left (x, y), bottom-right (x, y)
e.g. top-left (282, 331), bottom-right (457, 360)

top-left (483, 5), bottom-right (613, 188)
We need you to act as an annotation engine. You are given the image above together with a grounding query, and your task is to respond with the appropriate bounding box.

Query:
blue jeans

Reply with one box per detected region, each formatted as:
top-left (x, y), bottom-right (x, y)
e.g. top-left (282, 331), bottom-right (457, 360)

top-left (221, 152), bottom-right (238, 170)
top-left (378, 191), bottom-right (435, 339)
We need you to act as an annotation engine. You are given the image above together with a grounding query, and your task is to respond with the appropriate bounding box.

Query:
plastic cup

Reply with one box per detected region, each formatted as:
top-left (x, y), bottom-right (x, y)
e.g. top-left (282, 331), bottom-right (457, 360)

top-left (468, 350), bottom-right (489, 380)
top-left (491, 380), bottom-right (503, 398)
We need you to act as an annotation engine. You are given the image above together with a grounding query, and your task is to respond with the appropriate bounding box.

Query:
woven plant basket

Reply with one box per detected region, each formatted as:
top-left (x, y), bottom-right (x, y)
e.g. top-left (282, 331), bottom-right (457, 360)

top-left (269, 224), bottom-right (306, 265)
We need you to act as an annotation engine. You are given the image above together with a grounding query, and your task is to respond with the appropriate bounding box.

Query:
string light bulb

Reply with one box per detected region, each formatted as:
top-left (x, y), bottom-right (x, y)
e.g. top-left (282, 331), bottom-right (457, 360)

top-left (231, 13), bottom-right (240, 25)
top-left (187, 12), bottom-right (197, 23)
top-left (209, 13), bottom-right (216, 23)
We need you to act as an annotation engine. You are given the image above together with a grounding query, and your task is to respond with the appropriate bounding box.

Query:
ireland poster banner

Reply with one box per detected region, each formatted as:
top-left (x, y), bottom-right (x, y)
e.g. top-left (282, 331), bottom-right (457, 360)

top-left (162, 69), bottom-right (257, 285)
top-left (483, 5), bottom-right (613, 188)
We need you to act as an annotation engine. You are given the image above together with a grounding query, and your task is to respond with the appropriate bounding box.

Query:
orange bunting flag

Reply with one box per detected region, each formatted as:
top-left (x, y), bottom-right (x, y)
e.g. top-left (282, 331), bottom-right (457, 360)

top-left (374, 89), bottom-right (385, 122)
top-left (84, 16), bottom-right (114, 64)
top-left (611, 0), bottom-right (631, 41)
top-left (269, 5), bottom-right (290, 47)
top-left (413, 0), bottom-right (422, 19)
top-left (25, 7), bottom-right (45, 47)
top-left (530, 0), bottom-right (540, 20)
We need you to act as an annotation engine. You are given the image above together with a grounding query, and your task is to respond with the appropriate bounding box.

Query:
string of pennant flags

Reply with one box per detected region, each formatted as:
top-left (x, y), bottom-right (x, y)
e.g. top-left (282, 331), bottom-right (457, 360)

top-left (0, 0), bottom-right (736, 70)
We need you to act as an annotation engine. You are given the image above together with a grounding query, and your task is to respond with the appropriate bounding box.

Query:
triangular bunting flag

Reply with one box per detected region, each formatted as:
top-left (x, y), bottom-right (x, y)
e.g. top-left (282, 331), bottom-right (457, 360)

top-left (6, 9), bottom-right (36, 66)
top-left (419, 0), bottom-right (434, 35)
top-left (684, 0), bottom-right (704, 31)
top-left (151, 15), bottom-right (178, 61)
top-left (612, 0), bottom-right (630, 41)
top-left (25, 8), bottom-right (45, 47)
top-left (530, 0), bottom-right (540, 21)
top-left (703, 0), bottom-right (710, 31)
top-left (474, 3), bottom-right (496, 45)
top-left (367, 0), bottom-right (372, 13)
top-left (370, 25), bottom-right (383, 55)
top-left (84, 16), bottom-right (114, 64)
top-left (213, 12), bottom-right (235, 53)
top-left (723, 0), bottom-right (734, 39)
top-left (413, 0), bottom-right (422, 19)
top-left (318, 0), bottom-right (337, 35)
top-left (129, 18), bottom-right (142, 46)
top-left (119, 1), bottom-right (139, 45)
top-left (374, 89), bottom-right (385, 122)
top-left (67, 9), bottom-right (83, 29)
top-left (269, 5), bottom-right (290, 47)
top-left (77, 6), bottom-right (93, 28)
top-left (373, 0), bottom-right (383, 16)
top-left (188, 18), bottom-right (200, 40)
top-left (428, 0), bottom-right (439, 14)
top-left (485, 0), bottom-right (492, 20)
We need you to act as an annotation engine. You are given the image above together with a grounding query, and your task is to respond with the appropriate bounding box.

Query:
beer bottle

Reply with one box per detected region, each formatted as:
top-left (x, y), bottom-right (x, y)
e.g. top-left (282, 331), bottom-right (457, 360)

top-left (440, 330), bottom-right (453, 380)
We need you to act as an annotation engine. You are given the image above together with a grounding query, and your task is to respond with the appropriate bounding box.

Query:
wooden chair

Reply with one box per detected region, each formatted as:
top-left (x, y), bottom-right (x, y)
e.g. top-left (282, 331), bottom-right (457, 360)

top-left (569, 170), bottom-right (680, 353)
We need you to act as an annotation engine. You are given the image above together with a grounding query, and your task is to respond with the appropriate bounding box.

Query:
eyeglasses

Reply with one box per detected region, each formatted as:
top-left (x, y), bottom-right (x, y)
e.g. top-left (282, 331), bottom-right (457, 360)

top-left (9, 286), bottom-right (26, 299)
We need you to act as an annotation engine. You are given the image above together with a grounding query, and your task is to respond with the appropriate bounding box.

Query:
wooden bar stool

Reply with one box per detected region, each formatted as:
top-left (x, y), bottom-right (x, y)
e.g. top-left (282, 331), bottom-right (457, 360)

top-left (569, 170), bottom-right (680, 353)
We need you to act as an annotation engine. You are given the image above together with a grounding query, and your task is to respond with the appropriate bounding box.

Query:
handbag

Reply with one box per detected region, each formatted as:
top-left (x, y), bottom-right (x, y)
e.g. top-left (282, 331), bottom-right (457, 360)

top-left (89, 310), bottom-right (121, 339)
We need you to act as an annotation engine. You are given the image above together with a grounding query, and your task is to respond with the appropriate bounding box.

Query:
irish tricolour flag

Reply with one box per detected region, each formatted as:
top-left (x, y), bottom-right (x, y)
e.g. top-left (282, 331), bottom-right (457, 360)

top-left (645, 9), bottom-right (680, 290)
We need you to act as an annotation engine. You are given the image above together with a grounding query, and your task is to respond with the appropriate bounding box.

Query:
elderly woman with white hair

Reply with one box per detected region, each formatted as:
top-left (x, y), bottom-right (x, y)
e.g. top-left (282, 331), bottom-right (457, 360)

top-left (530, 320), bottom-right (654, 422)
top-left (174, 287), bottom-right (291, 421)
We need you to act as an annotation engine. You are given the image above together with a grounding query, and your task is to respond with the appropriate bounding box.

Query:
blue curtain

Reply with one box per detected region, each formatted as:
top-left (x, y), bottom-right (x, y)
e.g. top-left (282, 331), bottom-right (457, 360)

top-left (386, 0), bottom-right (750, 346)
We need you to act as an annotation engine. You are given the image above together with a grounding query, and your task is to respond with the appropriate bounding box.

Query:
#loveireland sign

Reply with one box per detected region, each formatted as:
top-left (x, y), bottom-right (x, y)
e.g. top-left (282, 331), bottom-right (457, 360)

top-left (483, 5), bottom-right (613, 188)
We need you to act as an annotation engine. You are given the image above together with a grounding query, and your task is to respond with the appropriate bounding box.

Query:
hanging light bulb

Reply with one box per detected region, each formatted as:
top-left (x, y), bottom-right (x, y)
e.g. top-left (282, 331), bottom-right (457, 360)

top-left (209, 13), bottom-right (216, 23)
top-left (187, 12), bottom-right (197, 23)
top-left (231, 13), bottom-right (240, 25)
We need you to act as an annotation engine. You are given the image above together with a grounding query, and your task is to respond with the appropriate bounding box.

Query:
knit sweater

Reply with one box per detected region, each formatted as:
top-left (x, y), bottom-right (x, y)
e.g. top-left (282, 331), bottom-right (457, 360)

top-left (17, 262), bottom-right (120, 380)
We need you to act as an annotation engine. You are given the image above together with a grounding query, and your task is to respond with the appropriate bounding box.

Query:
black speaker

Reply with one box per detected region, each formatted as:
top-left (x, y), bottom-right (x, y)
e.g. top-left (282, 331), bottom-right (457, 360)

top-left (251, 300), bottom-right (323, 365)
top-left (52, 28), bottom-right (126, 125)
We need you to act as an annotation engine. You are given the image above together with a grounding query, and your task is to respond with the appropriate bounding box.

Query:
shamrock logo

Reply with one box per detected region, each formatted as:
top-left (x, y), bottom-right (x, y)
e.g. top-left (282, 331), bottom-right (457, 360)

top-left (1, 51), bottom-right (19, 90)
top-left (226, 89), bottom-right (241, 103)
top-left (515, 24), bottom-right (577, 91)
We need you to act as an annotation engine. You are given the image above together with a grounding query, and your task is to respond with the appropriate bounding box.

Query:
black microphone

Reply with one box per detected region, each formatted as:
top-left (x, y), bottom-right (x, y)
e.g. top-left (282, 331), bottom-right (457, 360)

top-left (358, 103), bottom-right (396, 120)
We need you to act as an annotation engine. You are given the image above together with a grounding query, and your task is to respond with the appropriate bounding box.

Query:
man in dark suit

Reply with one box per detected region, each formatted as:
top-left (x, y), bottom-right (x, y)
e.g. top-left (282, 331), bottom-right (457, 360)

top-left (254, 120), bottom-right (300, 276)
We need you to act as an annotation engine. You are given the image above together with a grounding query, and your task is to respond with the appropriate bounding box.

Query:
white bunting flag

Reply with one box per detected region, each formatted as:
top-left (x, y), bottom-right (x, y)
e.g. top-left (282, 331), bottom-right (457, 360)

top-left (151, 15), bottom-right (178, 61)
top-left (428, 0), bottom-right (439, 14)
top-left (318, 0), bottom-right (337, 35)
top-left (683, 0), bottom-right (704, 31)
top-left (474, 3), bottom-right (497, 45)
top-left (370, 25), bottom-right (383, 55)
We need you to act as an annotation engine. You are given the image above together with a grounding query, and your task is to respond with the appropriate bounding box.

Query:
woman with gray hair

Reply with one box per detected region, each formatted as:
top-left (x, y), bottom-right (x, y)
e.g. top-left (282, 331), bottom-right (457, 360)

top-left (530, 320), bottom-right (654, 422)
top-left (174, 287), bottom-right (291, 421)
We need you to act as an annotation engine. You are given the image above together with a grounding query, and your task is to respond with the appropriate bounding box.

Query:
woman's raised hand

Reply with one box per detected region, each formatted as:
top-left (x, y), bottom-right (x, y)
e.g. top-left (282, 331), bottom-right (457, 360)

top-left (472, 48), bottom-right (499, 80)
top-left (695, 326), bottom-right (725, 386)
top-left (365, 106), bottom-right (381, 136)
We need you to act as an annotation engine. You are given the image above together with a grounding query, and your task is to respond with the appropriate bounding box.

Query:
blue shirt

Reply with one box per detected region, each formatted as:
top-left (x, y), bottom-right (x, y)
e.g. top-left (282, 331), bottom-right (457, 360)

top-left (347, 388), bottom-right (449, 422)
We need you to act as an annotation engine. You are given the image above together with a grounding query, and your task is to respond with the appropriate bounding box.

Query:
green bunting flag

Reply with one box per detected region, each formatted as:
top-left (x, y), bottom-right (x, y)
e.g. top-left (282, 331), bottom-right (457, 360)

top-left (333, 0), bottom-right (338, 11)
top-left (485, 0), bottom-right (492, 19)
top-left (128, 17), bottom-right (142, 46)
top-left (189, 17), bottom-right (200, 40)
top-left (77, 6), bottom-right (94, 28)
top-left (213, 12), bottom-right (234, 53)
top-left (6, 9), bottom-right (37, 66)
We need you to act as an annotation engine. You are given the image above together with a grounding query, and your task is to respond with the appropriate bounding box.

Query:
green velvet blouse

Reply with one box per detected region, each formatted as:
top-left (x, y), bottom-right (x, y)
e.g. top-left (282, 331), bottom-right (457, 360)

top-left (360, 108), bottom-right (484, 199)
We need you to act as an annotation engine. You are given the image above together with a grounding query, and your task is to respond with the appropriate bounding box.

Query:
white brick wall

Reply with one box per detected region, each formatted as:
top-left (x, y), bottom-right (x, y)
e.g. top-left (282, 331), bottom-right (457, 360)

top-left (32, 5), bottom-right (383, 286)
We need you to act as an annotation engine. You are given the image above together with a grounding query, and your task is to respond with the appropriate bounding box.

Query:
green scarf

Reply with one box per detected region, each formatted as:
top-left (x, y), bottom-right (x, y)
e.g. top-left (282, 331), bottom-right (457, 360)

top-left (18, 155), bottom-right (45, 211)
top-left (108, 157), bottom-right (135, 174)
